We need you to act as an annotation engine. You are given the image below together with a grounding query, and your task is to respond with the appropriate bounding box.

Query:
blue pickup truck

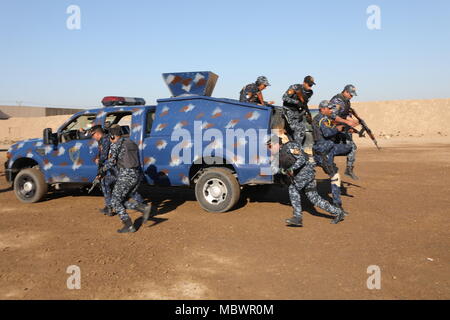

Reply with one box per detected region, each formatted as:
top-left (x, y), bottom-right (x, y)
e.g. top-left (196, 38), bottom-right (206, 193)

top-left (4, 72), bottom-right (316, 212)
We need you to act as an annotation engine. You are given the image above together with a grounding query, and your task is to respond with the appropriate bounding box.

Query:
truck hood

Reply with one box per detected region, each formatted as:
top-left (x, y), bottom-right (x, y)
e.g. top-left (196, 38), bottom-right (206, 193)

top-left (8, 138), bottom-right (45, 156)
top-left (8, 139), bottom-right (44, 160)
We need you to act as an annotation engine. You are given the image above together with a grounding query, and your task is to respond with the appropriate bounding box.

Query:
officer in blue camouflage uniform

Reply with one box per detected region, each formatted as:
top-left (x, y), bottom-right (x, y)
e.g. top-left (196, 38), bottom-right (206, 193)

top-left (267, 134), bottom-right (346, 227)
top-left (239, 76), bottom-right (275, 106)
top-left (100, 125), bottom-right (151, 233)
top-left (90, 125), bottom-right (116, 215)
top-left (282, 76), bottom-right (315, 145)
top-left (329, 85), bottom-right (360, 180)
top-left (312, 101), bottom-right (352, 208)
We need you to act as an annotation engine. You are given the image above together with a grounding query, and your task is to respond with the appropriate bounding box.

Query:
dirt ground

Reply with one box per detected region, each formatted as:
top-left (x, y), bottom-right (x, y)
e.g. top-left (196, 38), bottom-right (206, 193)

top-left (0, 142), bottom-right (449, 300)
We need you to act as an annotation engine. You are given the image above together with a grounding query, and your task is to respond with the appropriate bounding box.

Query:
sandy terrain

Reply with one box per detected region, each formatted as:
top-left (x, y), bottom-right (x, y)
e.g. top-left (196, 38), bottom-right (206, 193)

top-left (0, 141), bottom-right (449, 300)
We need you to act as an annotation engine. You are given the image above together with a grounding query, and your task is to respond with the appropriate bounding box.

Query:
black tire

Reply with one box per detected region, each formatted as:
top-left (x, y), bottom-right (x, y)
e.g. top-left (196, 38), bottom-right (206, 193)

top-left (194, 167), bottom-right (240, 213)
top-left (13, 168), bottom-right (48, 203)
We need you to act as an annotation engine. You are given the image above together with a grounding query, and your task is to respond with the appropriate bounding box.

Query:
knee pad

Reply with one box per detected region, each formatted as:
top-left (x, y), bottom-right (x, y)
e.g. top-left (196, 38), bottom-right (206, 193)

top-left (331, 173), bottom-right (341, 187)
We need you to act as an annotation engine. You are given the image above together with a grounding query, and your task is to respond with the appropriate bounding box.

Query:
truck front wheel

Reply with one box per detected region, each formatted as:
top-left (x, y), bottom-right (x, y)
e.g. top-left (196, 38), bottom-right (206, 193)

top-left (13, 168), bottom-right (48, 203)
top-left (195, 168), bottom-right (240, 213)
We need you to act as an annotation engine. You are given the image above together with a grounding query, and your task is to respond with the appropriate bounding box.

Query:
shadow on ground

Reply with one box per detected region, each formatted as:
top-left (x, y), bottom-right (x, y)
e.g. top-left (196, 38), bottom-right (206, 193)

top-left (12, 178), bottom-right (363, 219)
top-left (0, 186), bottom-right (12, 194)
top-left (240, 179), bottom-right (363, 219)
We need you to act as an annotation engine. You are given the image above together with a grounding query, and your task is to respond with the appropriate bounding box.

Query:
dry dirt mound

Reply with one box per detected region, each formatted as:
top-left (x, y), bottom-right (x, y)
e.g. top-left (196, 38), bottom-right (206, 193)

top-left (1, 99), bottom-right (449, 145)
top-left (350, 98), bottom-right (450, 139)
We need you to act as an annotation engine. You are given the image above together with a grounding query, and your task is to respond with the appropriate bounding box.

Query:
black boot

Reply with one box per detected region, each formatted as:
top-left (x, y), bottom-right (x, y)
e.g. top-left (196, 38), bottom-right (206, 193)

top-left (117, 218), bottom-right (136, 233)
top-left (135, 203), bottom-right (151, 215)
top-left (100, 206), bottom-right (114, 216)
top-left (141, 204), bottom-right (154, 225)
top-left (336, 204), bottom-right (349, 216)
top-left (345, 166), bottom-right (359, 180)
top-left (286, 216), bottom-right (303, 227)
top-left (331, 211), bottom-right (345, 224)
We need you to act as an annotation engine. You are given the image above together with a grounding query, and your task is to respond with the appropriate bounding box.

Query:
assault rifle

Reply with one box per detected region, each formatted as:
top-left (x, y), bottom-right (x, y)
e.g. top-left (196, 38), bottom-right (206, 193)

top-left (349, 108), bottom-right (381, 150)
top-left (88, 165), bottom-right (106, 194)
top-left (88, 175), bottom-right (102, 194)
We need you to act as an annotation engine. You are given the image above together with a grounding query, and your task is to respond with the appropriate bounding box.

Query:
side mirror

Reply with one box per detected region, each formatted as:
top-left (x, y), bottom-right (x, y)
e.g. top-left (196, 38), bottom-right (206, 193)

top-left (43, 128), bottom-right (57, 145)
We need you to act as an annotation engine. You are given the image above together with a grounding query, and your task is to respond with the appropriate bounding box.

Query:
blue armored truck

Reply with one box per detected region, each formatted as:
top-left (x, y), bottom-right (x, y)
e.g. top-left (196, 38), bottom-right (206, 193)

top-left (4, 72), bottom-right (316, 212)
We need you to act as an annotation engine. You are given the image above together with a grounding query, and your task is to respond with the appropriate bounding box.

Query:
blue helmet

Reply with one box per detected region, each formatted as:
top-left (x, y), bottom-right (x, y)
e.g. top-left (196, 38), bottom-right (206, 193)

top-left (256, 76), bottom-right (270, 86)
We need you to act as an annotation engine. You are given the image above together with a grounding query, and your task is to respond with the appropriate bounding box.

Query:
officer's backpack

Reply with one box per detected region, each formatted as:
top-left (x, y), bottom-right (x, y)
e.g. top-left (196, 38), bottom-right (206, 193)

top-left (117, 138), bottom-right (140, 169)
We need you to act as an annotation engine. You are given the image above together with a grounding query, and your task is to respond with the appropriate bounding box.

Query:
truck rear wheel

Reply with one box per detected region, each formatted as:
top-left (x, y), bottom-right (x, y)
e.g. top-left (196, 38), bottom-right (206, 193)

top-left (195, 167), bottom-right (240, 213)
top-left (13, 168), bottom-right (48, 203)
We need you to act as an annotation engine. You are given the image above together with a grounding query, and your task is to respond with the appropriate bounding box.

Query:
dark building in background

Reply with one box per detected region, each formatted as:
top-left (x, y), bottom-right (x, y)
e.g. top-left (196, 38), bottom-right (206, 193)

top-left (0, 105), bottom-right (84, 118)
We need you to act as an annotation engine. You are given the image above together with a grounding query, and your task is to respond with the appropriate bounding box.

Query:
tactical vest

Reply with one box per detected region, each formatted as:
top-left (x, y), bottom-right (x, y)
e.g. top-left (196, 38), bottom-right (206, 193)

top-left (312, 114), bottom-right (323, 142)
top-left (279, 143), bottom-right (309, 170)
top-left (117, 138), bottom-right (140, 169)
top-left (331, 93), bottom-right (351, 117)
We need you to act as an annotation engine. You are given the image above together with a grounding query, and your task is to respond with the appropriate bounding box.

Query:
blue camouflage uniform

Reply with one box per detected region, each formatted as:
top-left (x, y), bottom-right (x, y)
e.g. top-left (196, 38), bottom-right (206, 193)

top-left (282, 84), bottom-right (313, 144)
top-left (102, 138), bottom-right (144, 221)
top-left (239, 83), bottom-right (272, 106)
top-left (97, 134), bottom-right (116, 208)
top-left (312, 113), bottom-right (352, 206)
top-left (281, 141), bottom-right (345, 220)
top-left (329, 93), bottom-right (357, 167)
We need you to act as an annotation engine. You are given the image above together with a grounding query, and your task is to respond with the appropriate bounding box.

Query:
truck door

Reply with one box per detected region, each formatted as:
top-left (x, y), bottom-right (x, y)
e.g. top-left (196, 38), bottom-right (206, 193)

top-left (45, 113), bottom-right (98, 183)
top-left (141, 108), bottom-right (164, 186)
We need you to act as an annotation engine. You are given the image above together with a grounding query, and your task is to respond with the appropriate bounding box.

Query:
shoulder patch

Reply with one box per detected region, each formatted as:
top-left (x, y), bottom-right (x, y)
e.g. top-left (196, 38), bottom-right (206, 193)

top-left (287, 89), bottom-right (295, 95)
top-left (319, 117), bottom-right (334, 128)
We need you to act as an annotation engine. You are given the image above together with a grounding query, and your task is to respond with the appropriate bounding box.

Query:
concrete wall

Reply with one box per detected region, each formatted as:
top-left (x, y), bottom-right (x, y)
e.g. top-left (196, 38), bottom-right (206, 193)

top-left (0, 105), bottom-right (83, 118)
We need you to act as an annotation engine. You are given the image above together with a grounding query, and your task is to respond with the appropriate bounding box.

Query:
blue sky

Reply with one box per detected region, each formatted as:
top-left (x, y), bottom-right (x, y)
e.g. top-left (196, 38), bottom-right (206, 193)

top-left (0, 0), bottom-right (449, 109)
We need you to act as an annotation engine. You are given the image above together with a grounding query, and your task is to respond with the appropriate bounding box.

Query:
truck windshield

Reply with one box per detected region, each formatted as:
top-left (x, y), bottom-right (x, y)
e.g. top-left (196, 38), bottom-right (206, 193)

top-left (60, 114), bottom-right (97, 142)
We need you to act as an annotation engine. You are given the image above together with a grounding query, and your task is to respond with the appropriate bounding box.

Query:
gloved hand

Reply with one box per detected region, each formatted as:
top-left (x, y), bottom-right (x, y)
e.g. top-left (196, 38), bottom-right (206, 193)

top-left (286, 168), bottom-right (294, 176)
top-left (280, 168), bottom-right (294, 176)
top-left (97, 166), bottom-right (106, 177)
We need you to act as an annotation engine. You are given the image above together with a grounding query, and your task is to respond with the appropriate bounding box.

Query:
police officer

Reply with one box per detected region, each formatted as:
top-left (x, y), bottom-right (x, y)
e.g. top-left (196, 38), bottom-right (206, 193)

top-left (329, 85), bottom-right (360, 180)
top-left (90, 125), bottom-right (116, 216)
top-left (312, 101), bottom-right (352, 209)
top-left (100, 125), bottom-right (151, 233)
top-left (282, 76), bottom-right (315, 145)
top-left (239, 76), bottom-right (275, 106)
top-left (267, 133), bottom-right (346, 227)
